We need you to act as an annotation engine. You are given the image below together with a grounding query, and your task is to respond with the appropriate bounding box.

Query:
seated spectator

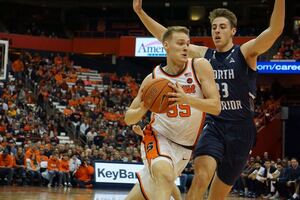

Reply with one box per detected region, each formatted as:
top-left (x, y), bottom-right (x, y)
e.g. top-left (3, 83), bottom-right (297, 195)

top-left (247, 161), bottom-right (263, 198)
top-left (26, 153), bottom-right (42, 186)
top-left (14, 147), bottom-right (27, 185)
top-left (69, 154), bottom-right (81, 180)
top-left (38, 149), bottom-right (49, 173)
top-left (47, 152), bottom-right (61, 187)
top-left (256, 160), bottom-right (277, 198)
top-left (0, 147), bottom-right (14, 185)
top-left (269, 162), bottom-right (285, 199)
top-left (59, 153), bottom-right (72, 187)
top-left (73, 158), bottom-right (94, 188)
top-left (286, 158), bottom-right (300, 199)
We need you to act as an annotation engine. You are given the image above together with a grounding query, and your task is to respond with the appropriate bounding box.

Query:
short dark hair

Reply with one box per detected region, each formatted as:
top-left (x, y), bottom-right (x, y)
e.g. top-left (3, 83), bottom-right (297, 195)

top-left (162, 26), bottom-right (189, 42)
top-left (209, 8), bottom-right (237, 28)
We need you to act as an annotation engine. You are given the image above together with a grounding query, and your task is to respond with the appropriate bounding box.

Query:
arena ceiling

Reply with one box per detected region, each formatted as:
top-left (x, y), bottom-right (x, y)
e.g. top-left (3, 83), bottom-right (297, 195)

top-left (0, 0), bottom-right (297, 8)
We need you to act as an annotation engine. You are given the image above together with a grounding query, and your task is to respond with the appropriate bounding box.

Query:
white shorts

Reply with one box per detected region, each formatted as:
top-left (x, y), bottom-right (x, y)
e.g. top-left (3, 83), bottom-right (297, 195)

top-left (136, 131), bottom-right (192, 199)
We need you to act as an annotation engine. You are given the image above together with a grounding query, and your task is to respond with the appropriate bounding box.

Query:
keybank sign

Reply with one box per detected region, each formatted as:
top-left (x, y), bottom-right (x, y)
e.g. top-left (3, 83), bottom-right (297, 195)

top-left (95, 162), bottom-right (143, 184)
top-left (94, 162), bottom-right (180, 185)
top-left (135, 37), bottom-right (166, 57)
top-left (257, 61), bottom-right (300, 74)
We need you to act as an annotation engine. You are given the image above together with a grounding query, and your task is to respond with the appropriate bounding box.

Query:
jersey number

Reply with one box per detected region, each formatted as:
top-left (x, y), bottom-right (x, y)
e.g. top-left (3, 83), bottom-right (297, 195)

top-left (216, 83), bottom-right (229, 98)
top-left (167, 104), bottom-right (191, 118)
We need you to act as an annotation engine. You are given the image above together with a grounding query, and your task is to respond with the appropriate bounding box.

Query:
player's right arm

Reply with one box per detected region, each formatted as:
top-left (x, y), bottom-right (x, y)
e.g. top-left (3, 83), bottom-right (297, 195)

top-left (124, 74), bottom-right (152, 125)
top-left (133, 0), bottom-right (208, 58)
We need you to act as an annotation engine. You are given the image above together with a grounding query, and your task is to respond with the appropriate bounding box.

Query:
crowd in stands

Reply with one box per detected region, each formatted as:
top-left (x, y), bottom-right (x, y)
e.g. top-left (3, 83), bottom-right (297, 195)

top-left (273, 35), bottom-right (300, 61)
top-left (180, 154), bottom-right (300, 200)
top-left (0, 49), bottom-right (291, 198)
top-left (232, 153), bottom-right (300, 200)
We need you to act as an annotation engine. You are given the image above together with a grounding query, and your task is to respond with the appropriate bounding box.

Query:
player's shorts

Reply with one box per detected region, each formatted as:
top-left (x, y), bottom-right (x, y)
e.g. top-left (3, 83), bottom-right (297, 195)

top-left (137, 126), bottom-right (192, 199)
top-left (193, 119), bottom-right (256, 185)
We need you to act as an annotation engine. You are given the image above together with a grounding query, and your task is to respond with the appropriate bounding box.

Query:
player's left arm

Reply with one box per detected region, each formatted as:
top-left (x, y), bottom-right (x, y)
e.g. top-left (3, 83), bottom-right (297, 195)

top-left (241, 0), bottom-right (285, 70)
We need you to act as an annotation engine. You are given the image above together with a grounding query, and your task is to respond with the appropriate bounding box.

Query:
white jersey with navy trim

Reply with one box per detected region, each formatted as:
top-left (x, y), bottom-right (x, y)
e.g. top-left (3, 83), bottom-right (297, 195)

top-left (150, 58), bottom-right (205, 146)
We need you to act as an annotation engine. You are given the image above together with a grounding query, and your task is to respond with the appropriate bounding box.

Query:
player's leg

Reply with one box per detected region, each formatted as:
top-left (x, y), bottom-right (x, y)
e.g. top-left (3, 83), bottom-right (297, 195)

top-left (186, 155), bottom-right (217, 200)
top-left (186, 122), bottom-right (224, 200)
top-left (207, 174), bottom-right (232, 200)
top-left (208, 121), bottom-right (256, 200)
top-left (171, 183), bottom-right (182, 200)
top-left (126, 183), bottom-right (146, 200)
top-left (151, 159), bottom-right (175, 200)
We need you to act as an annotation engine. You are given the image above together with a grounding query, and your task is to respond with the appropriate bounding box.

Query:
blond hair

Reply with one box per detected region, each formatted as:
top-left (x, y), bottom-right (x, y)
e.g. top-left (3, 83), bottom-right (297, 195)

top-left (162, 26), bottom-right (189, 42)
top-left (209, 8), bottom-right (237, 28)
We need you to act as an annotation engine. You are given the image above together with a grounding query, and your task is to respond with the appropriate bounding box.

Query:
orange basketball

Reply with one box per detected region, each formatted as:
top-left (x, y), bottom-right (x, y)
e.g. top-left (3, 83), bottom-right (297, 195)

top-left (142, 78), bottom-right (175, 113)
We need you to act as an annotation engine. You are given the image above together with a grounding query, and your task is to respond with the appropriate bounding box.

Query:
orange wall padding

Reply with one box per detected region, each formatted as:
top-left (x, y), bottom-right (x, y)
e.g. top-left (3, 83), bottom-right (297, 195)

top-left (0, 32), bottom-right (253, 56)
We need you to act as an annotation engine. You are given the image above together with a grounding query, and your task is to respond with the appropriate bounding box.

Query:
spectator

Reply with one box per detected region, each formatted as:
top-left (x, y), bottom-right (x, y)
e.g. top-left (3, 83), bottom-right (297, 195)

top-left (286, 158), bottom-right (300, 199)
top-left (256, 160), bottom-right (277, 198)
top-left (86, 128), bottom-right (97, 147)
top-left (14, 147), bottom-right (27, 185)
top-left (47, 152), bottom-right (61, 187)
top-left (26, 153), bottom-right (42, 185)
top-left (73, 158), bottom-right (94, 188)
top-left (0, 147), bottom-right (14, 185)
top-left (59, 153), bottom-right (72, 187)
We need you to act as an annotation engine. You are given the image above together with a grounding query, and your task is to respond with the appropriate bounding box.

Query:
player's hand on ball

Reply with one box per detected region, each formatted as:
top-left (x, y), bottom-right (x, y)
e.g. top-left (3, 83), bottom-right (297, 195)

top-left (167, 82), bottom-right (188, 106)
top-left (132, 125), bottom-right (144, 137)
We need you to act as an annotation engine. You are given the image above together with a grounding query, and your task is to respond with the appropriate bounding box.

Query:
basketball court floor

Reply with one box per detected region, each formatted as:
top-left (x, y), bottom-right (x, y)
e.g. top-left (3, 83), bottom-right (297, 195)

top-left (0, 186), bottom-right (257, 200)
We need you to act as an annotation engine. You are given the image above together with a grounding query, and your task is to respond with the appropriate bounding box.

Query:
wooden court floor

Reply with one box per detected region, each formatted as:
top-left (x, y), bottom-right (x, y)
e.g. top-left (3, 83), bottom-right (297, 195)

top-left (0, 186), bottom-right (259, 200)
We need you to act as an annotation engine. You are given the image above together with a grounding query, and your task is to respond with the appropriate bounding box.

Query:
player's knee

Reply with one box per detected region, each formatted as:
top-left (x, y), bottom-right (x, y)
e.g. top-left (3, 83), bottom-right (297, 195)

top-left (193, 169), bottom-right (211, 185)
top-left (154, 168), bottom-right (175, 183)
top-left (152, 162), bottom-right (175, 183)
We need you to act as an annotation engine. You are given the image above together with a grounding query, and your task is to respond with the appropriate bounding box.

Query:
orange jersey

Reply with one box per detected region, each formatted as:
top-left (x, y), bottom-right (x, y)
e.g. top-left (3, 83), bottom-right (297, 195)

top-left (47, 157), bottom-right (60, 171)
top-left (0, 154), bottom-right (14, 167)
top-left (75, 165), bottom-right (94, 182)
top-left (59, 159), bottom-right (70, 172)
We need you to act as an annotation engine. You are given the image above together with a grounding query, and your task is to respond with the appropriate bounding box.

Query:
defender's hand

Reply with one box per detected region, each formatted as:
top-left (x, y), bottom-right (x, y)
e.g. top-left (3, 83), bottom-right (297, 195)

top-left (133, 0), bottom-right (143, 14)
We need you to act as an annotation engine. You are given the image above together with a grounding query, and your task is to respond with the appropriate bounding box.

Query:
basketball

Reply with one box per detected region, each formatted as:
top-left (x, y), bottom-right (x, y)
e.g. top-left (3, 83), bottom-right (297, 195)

top-left (142, 78), bottom-right (174, 113)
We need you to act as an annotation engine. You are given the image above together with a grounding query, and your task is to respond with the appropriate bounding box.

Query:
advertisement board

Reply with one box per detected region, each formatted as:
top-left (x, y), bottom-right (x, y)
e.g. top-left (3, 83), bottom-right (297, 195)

top-left (257, 61), bottom-right (300, 74)
top-left (94, 161), bottom-right (180, 185)
top-left (135, 37), bottom-right (166, 57)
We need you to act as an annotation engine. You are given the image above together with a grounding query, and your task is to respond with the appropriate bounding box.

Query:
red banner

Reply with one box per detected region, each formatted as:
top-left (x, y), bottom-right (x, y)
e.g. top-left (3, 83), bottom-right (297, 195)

top-left (0, 32), bottom-right (254, 56)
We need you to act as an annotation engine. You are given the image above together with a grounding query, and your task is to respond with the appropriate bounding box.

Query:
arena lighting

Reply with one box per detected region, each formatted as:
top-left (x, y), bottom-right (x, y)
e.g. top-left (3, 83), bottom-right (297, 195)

top-left (189, 6), bottom-right (205, 21)
top-left (222, 1), bottom-right (228, 6)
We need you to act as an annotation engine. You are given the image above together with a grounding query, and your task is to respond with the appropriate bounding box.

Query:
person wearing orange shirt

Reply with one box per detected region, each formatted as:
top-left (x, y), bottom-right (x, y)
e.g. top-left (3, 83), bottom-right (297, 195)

top-left (54, 53), bottom-right (63, 66)
top-left (0, 147), bottom-right (14, 185)
top-left (12, 57), bottom-right (24, 80)
top-left (74, 158), bottom-right (94, 188)
top-left (59, 154), bottom-right (72, 187)
top-left (47, 152), bottom-right (61, 187)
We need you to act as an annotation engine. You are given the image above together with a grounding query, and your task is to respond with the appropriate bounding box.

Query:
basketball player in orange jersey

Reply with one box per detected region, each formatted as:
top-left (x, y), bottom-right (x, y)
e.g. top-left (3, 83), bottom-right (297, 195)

top-left (124, 26), bottom-right (221, 200)
top-left (133, 0), bottom-right (285, 199)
